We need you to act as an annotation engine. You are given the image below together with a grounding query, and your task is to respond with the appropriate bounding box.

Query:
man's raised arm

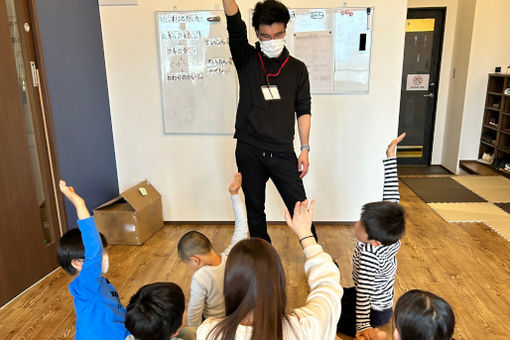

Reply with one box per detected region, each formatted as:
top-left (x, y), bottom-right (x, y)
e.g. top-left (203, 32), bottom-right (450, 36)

top-left (222, 0), bottom-right (239, 16)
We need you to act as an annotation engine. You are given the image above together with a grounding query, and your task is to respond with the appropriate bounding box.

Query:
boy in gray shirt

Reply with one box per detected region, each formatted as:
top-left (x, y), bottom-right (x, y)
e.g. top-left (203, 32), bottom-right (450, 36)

top-left (178, 173), bottom-right (249, 327)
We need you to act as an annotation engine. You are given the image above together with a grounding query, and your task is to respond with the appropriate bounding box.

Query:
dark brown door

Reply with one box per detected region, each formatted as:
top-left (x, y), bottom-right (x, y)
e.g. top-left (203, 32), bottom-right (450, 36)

top-left (397, 8), bottom-right (446, 164)
top-left (0, 0), bottom-right (64, 306)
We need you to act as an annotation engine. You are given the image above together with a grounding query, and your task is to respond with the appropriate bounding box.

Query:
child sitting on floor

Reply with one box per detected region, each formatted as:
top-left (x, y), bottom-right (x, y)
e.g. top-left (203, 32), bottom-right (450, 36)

top-left (337, 133), bottom-right (407, 340)
top-left (177, 173), bottom-right (249, 327)
top-left (125, 282), bottom-right (196, 340)
top-left (57, 180), bottom-right (129, 340)
top-left (393, 289), bottom-right (455, 340)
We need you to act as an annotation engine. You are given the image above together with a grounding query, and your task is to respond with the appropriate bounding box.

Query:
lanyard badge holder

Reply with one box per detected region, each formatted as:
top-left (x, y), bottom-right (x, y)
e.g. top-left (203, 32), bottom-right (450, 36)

top-left (258, 52), bottom-right (289, 101)
top-left (261, 85), bottom-right (280, 100)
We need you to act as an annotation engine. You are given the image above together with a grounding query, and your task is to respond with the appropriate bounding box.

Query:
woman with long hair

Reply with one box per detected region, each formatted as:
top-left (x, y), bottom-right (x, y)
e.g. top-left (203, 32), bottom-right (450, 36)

top-left (196, 200), bottom-right (342, 340)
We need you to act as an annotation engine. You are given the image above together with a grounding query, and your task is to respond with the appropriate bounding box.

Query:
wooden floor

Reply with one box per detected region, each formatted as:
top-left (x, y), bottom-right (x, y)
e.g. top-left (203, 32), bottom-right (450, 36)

top-left (1, 182), bottom-right (510, 339)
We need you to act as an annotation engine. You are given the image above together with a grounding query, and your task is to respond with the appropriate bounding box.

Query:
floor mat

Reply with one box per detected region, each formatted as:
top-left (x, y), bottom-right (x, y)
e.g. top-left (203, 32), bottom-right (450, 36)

top-left (401, 177), bottom-right (486, 203)
top-left (428, 202), bottom-right (510, 241)
top-left (398, 165), bottom-right (452, 176)
top-left (495, 202), bottom-right (510, 214)
top-left (452, 176), bottom-right (510, 203)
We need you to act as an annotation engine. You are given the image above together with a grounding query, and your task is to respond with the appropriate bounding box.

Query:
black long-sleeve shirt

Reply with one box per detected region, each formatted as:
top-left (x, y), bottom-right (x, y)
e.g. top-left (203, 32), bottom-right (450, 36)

top-left (226, 10), bottom-right (311, 152)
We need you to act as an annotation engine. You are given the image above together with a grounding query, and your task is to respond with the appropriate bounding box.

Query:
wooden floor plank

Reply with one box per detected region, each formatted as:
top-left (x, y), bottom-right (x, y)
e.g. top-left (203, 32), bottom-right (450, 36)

top-left (0, 181), bottom-right (509, 339)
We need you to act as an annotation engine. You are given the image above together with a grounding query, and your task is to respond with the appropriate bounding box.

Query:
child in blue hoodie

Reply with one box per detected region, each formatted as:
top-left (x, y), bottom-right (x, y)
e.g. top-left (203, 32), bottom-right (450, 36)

top-left (57, 180), bottom-right (129, 340)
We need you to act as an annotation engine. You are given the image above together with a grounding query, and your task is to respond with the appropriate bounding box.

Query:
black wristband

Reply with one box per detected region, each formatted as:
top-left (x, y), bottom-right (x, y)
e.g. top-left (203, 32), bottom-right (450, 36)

top-left (299, 235), bottom-right (315, 244)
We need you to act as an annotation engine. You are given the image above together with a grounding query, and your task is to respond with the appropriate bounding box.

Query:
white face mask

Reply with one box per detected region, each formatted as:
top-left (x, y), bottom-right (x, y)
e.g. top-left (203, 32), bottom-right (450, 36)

top-left (102, 253), bottom-right (109, 274)
top-left (259, 38), bottom-right (285, 58)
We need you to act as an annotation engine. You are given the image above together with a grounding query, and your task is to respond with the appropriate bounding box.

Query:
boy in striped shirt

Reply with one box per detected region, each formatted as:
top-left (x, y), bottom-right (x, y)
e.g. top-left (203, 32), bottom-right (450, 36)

top-left (337, 133), bottom-right (406, 340)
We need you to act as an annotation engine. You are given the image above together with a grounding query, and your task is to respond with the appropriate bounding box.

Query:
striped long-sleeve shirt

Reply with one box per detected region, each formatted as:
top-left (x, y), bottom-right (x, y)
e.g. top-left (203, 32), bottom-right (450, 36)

top-left (352, 157), bottom-right (400, 333)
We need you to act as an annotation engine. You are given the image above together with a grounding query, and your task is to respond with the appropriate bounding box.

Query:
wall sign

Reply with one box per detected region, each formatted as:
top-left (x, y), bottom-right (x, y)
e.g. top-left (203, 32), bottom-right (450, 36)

top-left (406, 74), bottom-right (430, 91)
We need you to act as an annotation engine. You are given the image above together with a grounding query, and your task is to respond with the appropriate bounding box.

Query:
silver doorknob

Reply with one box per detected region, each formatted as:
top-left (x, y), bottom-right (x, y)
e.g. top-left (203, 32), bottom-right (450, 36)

top-left (424, 93), bottom-right (434, 98)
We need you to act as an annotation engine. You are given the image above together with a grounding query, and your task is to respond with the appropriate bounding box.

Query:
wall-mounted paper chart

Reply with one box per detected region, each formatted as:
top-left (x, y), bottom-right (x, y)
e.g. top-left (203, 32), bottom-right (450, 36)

top-left (250, 7), bottom-right (374, 93)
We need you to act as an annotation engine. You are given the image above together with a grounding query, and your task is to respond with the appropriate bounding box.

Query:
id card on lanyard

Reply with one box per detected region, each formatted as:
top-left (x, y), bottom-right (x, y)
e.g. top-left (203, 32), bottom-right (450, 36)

top-left (258, 51), bottom-right (289, 101)
top-left (261, 85), bottom-right (281, 100)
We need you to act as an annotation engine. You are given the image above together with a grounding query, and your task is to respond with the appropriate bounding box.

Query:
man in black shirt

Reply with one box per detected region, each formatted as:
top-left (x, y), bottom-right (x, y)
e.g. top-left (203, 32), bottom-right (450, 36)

top-left (222, 0), bottom-right (316, 242)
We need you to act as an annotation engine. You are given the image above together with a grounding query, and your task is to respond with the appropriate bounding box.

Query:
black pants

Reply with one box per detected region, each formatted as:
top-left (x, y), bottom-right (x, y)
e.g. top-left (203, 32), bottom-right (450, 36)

top-left (235, 141), bottom-right (317, 243)
top-left (337, 287), bottom-right (393, 337)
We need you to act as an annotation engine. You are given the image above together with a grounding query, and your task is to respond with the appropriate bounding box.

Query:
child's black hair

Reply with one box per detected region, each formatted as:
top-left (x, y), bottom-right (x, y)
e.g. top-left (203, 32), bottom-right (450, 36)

top-left (125, 282), bottom-right (185, 340)
top-left (252, 0), bottom-right (290, 31)
top-left (361, 201), bottom-right (405, 245)
top-left (394, 289), bottom-right (455, 340)
top-left (177, 231), bottom-right (213, 261)
top-left (57, 228), bottom-right (108, 275)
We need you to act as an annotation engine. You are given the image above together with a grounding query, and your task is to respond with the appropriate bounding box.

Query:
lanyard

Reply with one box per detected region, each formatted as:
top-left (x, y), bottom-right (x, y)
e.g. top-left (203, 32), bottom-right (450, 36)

top-left (257, 51), bottom-right (290, 84)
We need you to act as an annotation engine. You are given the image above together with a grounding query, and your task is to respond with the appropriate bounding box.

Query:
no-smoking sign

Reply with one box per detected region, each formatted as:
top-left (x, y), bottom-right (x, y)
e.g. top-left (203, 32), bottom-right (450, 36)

top-left (413, 75), bottom-right (424, 85)
top-left (406, 73), bottom-right (430, 91)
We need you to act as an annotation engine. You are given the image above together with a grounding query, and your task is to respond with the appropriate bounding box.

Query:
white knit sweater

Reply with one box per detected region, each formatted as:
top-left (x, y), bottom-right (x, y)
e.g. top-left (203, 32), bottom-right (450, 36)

top-left (196, 244), bottom-right (342, 340)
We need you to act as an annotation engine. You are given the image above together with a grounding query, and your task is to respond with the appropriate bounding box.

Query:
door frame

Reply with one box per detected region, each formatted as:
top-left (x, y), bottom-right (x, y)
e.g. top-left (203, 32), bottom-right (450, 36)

top-left (0, 0), bottom-right (67, 307)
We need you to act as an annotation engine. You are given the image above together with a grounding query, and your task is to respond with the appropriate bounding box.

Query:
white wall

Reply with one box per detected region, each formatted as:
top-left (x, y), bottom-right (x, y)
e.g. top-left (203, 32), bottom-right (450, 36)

top-left (459, 0), bottom-right (510, 160)
top-left (441, 0), bottom-right (476, 172)
top-left (99, 0), bottom-right (407, 222)
top-left (407, 0), bottom-right (458, 166)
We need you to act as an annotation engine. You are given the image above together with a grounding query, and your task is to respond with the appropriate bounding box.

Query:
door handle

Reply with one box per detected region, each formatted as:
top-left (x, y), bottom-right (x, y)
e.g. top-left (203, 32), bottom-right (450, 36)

top-left (35, 69), bottom-right (64, 237)
top-left (30, 61), bottom-right (39, 87)
top-left (424, 93), bottom-right (434, 98)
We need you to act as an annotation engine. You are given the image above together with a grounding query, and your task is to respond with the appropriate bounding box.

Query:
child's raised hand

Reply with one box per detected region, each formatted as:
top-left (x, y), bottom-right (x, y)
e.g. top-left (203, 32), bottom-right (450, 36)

top-left (386, 132), bottom-right (406, 158)
top-left (228, 172), bottom-right (242, 195)
top-left (284, 200), bottom-right (315, 240)
top-left (60, 180), bottom-right (84, 206)
top-left (60, 180), bottom-right (90, 219)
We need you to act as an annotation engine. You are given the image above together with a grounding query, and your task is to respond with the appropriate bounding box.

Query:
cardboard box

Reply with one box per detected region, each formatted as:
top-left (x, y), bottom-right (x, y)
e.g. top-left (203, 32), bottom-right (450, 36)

top-left (93, 180), bottom-right (163, 245)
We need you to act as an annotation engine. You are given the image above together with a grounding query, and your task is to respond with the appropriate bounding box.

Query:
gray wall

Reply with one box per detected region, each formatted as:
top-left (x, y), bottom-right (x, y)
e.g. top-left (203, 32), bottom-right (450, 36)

top-left (35, 0), bottom-right (118, 227)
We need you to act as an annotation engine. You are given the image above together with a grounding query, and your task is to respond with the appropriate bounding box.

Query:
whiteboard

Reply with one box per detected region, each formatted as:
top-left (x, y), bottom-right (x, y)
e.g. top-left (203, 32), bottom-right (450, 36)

top-left (333, 8), bottom-right (373, 93)
top-left (156, 11), bottom-right (237, 134)
top-left (249, 7), bottom-right (373, 93)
